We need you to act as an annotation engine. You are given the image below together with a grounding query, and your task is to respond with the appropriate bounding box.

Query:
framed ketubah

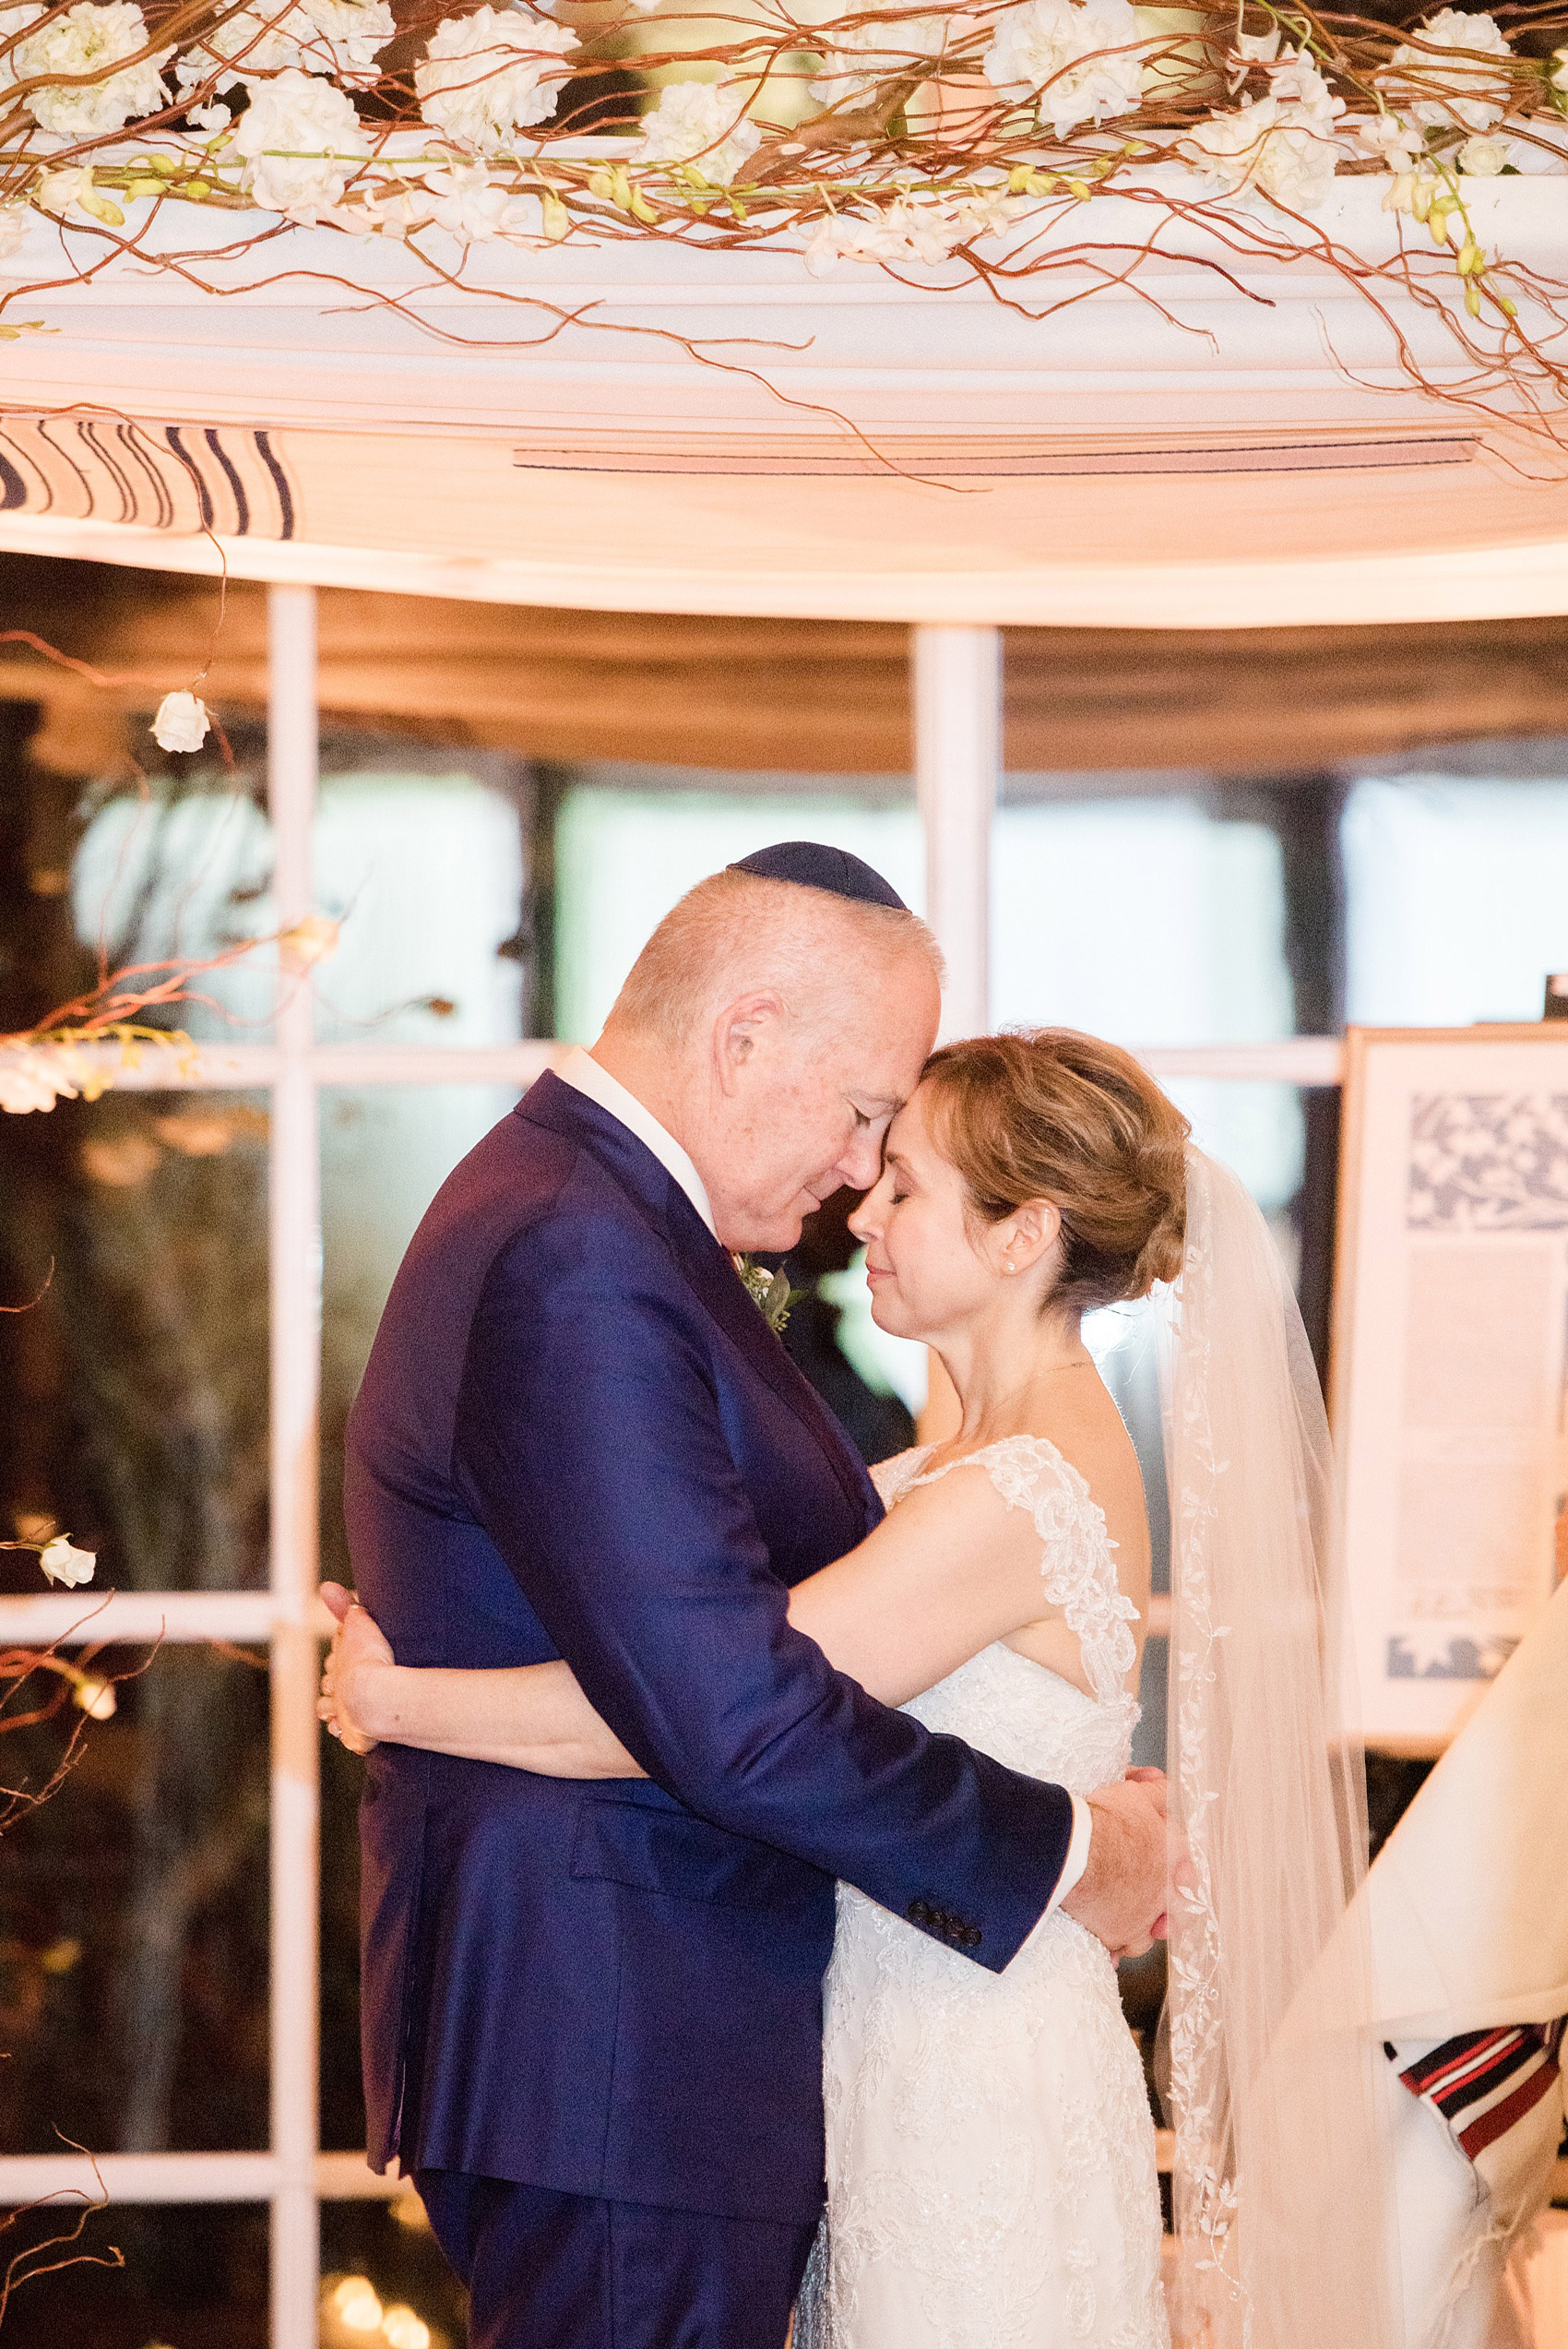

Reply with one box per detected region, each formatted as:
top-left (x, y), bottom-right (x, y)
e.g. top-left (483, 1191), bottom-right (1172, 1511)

top-left (1332, 1027), bottom-right (1568, 1752)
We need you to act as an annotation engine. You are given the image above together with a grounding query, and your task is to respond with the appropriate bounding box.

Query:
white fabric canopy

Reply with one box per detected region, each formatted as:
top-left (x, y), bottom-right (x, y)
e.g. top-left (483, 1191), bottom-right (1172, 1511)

top-left (0, 173), bottom-right (1564, 622)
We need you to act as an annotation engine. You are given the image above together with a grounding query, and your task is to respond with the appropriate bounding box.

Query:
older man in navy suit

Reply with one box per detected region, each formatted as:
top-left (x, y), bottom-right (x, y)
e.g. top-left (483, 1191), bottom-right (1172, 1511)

top-left (344, 844), bottom-right (1169, 2349)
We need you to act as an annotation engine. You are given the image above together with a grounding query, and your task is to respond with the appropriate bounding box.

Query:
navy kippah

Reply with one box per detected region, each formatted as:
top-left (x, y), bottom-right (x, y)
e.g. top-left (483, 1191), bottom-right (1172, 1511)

top-left (728, 841), bottom-right (907, 912)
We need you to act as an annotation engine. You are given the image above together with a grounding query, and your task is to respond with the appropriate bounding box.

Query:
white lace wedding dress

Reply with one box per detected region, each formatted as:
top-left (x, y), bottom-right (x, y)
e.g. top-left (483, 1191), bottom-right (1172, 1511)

top-left (795, 1436), bottom-right (1170, 2349)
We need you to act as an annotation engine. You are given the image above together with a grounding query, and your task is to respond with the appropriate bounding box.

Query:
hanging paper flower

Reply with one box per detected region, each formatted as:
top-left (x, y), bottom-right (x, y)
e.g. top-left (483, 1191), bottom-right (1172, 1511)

top-left (151, 689), bottom-right (210, 753)
top-left (40, 1534), bottom-right (96, 1588)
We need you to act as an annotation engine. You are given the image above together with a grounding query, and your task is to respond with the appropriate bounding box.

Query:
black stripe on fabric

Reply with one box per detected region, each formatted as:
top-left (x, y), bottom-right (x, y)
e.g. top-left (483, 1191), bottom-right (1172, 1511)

top-left (206, 427), bottom-right (247, 534)
top-left (83, 421), bottom-right (136, 524)
top-left (0, 437), bottom-right (28, 510)
top-left (254, 429), bottom-right (292, 539)
top-left (115, 423), bottom-right (173, 530)
top-left (166, 425), bottom-right (215, 530)
top-left (35, 416), bottom-right (96, 517)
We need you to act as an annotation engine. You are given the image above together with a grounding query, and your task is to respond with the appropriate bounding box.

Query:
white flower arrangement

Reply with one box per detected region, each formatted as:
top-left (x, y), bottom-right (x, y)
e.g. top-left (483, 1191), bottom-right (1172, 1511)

top-left (0, 0), bottom-right (1554, 415)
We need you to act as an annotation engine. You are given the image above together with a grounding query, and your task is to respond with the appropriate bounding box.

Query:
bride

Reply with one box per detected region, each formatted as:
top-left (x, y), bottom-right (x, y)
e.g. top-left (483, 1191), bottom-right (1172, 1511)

top-left (322, 1028), bottom-right (1396, 2349)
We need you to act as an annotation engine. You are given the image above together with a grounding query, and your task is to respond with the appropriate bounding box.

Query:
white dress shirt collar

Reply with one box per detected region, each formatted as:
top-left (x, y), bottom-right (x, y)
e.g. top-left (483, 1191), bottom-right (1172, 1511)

top-left (554, 1047), bottom-right (719, 1240)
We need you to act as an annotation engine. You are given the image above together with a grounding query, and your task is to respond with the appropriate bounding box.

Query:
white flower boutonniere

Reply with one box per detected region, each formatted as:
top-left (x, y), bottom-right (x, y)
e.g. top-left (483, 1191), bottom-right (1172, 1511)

top-left (736, 1257), bottom-right (800, 1336)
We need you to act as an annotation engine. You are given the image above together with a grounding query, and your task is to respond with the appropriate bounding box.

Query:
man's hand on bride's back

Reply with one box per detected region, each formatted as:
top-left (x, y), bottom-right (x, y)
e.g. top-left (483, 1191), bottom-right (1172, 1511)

top-left (317, 1581), bottom-right (394, 1757)
top-left (1060, 1772), bottom-right (1174, 1961)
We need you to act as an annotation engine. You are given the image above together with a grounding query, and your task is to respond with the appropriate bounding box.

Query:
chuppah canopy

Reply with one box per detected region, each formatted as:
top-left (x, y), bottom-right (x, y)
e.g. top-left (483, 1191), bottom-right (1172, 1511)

top-left (0, 173), bottom-right (1564, 626)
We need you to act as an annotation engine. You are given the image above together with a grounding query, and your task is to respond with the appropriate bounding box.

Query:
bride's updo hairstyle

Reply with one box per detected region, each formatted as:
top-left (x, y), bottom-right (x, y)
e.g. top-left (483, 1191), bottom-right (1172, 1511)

top-left (920, 1029), bottom-right (1190, 1313)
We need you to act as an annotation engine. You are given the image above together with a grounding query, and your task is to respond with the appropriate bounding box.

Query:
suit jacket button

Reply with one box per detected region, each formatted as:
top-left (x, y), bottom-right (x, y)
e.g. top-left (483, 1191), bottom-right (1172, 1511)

top-left (964, 1925), bottom-right (982, 1948)
top-left (909, 1898), bottom-right (932, 1926)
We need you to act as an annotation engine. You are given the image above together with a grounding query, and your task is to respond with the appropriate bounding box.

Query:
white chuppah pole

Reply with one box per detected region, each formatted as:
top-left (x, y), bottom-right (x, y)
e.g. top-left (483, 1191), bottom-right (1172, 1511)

top-left (267, 583), bottom-right (322, 2349)
top-left (912, 626), bottom-right (1000, 1042)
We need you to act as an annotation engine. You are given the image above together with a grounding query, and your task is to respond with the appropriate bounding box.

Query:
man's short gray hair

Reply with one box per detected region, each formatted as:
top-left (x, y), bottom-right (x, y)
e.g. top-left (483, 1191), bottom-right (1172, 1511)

top-left (605, 867), bottom-right (943, 1048)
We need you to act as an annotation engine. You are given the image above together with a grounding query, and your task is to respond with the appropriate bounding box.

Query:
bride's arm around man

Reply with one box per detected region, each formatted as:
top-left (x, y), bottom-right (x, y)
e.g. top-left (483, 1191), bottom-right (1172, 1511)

top-left (343, 843), bottom-right (1170, 2349)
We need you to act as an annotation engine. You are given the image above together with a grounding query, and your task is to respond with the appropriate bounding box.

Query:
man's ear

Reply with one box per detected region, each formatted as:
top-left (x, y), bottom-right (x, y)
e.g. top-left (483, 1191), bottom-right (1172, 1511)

top-left (711, 991), bottom-right (787, 1097)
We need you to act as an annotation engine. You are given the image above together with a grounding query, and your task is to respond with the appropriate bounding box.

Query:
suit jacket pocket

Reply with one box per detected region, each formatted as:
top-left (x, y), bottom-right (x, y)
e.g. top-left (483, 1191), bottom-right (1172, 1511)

top-left (570, 1796), bottom-right (823, 1912)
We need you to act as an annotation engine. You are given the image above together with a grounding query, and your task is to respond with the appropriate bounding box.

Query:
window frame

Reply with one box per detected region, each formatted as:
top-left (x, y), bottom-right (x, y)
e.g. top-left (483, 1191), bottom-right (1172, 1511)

top-left (0, 590), bottom-right (1344, 2347)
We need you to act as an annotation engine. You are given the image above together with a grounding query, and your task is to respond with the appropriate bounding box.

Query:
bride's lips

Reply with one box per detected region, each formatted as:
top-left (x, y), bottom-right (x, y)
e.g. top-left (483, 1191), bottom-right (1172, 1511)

top-left (864, 1261), bottom-right (891, 1286)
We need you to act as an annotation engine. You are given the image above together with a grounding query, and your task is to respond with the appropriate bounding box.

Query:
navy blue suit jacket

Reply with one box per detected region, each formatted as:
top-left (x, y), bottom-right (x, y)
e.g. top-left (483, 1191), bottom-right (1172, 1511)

top-left (345, 1073), bottom-right (1075, 2225)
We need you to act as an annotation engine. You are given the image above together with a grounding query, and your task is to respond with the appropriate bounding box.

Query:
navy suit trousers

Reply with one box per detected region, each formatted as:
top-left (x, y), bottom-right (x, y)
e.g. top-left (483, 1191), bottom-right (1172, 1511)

top-left (417, 2170), bottom-right (815, 2349)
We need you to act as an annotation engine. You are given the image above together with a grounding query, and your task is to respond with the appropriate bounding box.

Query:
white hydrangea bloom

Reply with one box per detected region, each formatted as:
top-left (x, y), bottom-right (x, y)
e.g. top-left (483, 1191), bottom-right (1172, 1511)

top-left (0, 201), bottom-right (32, 258)
top-left (0, 1048), bottom-right (79, 1115)
top-left (1382, 7), bottom-right (1512, 134)
top-left (232, 66), bottom-right (369, 218)
top-left (175, 0), bottom-right (392, 106)
top-left (294, 0), bottom-right (396, 83)
top-left (423, 160), bottom-right (543, 240)
top-left (1179, 46), bottom-right (1341, 209)
top-left (805, 184), bottom-right (1016, 271)
top-left (982, 0), bottom-right (1145, 138)
top-left (636, 78), bottom-right (761, 185)
top-left (15, 0), bottom-right (171, 139)
top-left (811, 15), bottom-right (956, 110)
top-left (415, 6), bottom-right (576, 154)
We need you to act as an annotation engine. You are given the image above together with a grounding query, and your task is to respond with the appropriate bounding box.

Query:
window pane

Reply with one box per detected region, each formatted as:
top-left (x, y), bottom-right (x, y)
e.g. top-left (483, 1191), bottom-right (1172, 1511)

top-left (0, 1646), bottom-right (268, 2155)
top-left (0, 2203), bottom-right (267, 2347)
top-left (322, 2199), bottom-right (467, 2349)
top-left (553, 774), bottom-right (920, 1043)
top-left (993, 793), bottom-right (1293, 1044)
top-left (312, 764), bottom-right (530, 1049)
top-left (1343, 775), bottom-right (1568, 1026)
top-left (0, 1091), bottom-right (269, 1594)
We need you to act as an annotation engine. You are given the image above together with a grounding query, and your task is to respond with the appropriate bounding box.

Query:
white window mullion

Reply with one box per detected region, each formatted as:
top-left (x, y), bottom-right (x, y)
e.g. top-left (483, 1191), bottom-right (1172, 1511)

top-left (913, 626), bottom-right (1002, 1042)
top-left (267, 583), bottom-right (323, 2349)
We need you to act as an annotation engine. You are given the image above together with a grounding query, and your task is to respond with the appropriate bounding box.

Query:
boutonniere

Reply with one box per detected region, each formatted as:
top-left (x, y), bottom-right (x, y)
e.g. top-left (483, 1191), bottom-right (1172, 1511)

top-left (736, 1256), bottom-right (801, 1336)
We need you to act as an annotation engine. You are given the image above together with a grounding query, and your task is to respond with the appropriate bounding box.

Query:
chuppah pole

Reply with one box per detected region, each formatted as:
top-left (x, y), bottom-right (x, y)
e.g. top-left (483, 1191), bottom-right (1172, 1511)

top-left (267, 583), bottom-right (323, 2349)
top-left (912, 626), bottom-right (1001, 1041)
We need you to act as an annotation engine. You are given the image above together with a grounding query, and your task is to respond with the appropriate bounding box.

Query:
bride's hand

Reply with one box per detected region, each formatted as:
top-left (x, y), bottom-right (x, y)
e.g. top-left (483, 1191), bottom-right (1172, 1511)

top-left (318, 1581), bottom-right (394, 1757)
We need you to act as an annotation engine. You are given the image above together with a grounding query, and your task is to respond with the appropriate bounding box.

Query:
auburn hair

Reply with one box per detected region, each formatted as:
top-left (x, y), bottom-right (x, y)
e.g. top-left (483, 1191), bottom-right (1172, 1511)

top-left (920, 1028), bottom-right (1189, 1313)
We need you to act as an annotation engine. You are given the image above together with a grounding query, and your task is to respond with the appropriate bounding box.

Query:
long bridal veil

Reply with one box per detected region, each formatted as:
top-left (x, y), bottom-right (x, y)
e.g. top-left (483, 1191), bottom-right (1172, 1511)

top-left (1159, 1150), bottom-right (1399, 2349)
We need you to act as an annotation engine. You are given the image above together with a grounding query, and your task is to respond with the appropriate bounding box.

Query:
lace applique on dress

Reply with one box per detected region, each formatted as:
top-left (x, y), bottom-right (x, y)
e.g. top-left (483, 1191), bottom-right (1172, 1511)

top-left (797, 1437), bottom-right (1168, 2349)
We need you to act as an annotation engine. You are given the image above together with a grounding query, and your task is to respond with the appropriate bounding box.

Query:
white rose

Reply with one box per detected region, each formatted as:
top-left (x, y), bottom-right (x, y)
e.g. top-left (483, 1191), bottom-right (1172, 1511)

top-left (1382, 7), bottom-right (1513, 134)
top-left (1457, 132), bottom-right (1509, 173)
top-left (40, 1534), bottom-right (96, 1588)
top-left (151, 689), bottom-right (210, 753)
top-left (981, 0), bottom-right (1145, 137)
top-left (232, 67), bottom-right (369, 219)
top-left (415, 6), bottom-right (576, 154)
top-left (635, 78), bottom-right (761, 185)
top-left (15, 0), bottom-right (169, 138)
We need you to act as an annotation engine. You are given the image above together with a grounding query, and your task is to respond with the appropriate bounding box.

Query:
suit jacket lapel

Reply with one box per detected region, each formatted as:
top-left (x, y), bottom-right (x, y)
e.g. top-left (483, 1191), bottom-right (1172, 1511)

top-left (518, 1075), bottom-right (878, 1526)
